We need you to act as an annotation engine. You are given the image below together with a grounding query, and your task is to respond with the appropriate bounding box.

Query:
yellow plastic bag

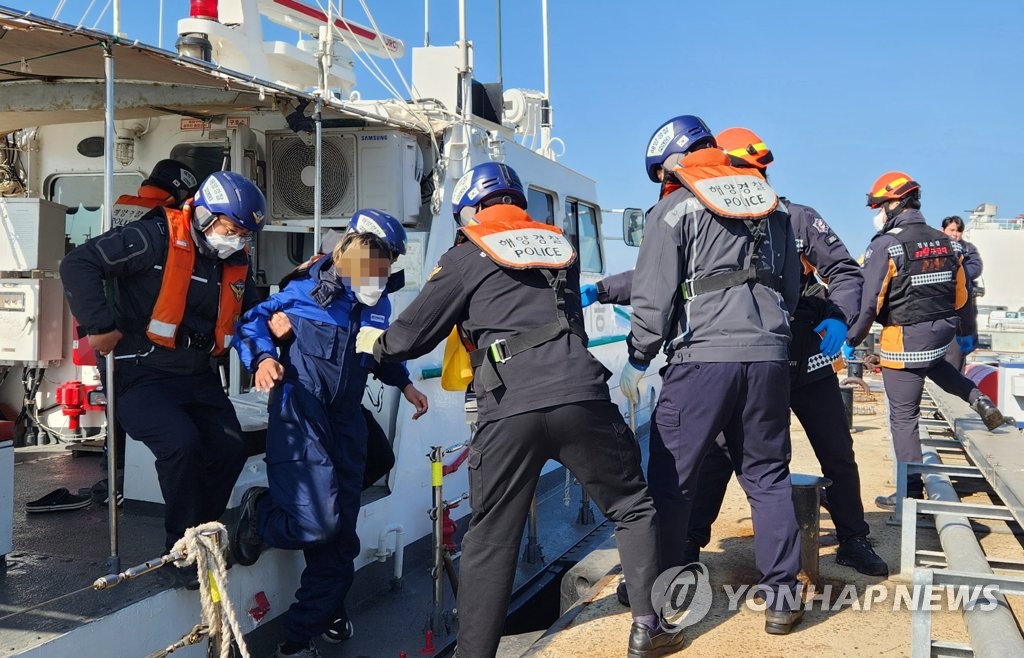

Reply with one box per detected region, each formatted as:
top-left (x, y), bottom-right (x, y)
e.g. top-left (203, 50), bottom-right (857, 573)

top-left (441, 326), bottom-right (473, 391)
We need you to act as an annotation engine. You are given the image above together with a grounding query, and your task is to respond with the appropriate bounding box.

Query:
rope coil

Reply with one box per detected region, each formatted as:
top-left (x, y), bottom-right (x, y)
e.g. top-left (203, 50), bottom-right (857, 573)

top-left (169, 522), bottom-right (251, 658)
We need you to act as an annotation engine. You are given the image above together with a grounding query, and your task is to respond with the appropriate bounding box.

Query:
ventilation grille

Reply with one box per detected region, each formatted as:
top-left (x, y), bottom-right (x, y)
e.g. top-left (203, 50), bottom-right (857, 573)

top-left (268, 133), bottom-right (356, 220)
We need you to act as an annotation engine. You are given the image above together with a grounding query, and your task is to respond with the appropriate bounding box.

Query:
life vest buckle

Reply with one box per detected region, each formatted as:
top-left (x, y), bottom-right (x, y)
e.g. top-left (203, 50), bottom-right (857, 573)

top-left (489, 338), bottom-right (512, 364)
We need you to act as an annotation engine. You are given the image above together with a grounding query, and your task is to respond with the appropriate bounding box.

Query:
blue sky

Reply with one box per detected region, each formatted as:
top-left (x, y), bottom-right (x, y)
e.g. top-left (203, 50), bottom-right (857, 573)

top-left (26, 0), bottom-right (1024, 256)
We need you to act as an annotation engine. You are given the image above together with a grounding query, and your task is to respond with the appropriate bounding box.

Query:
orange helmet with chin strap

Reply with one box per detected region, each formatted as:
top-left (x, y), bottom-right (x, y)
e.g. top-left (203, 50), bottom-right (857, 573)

top-left (866, 171), bottom-right (919, 208)
top-left (716, 128), bottom-right (774, 170)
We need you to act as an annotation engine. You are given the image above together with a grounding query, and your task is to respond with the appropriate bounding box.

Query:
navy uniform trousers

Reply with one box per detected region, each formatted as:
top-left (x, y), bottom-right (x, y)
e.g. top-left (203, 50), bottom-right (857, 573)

top-left (688, 374), bottom-right (870, 549)
top-left (255, 381), bottom-right (367, 644)
top-left (883, 361), bottom-right (978, 493)
top-left (116, 367), bottom-right (247, 551)
top-left (647, 361), bottom-right (800, 608)
top-left (457, 400), bottom-right (658, 658)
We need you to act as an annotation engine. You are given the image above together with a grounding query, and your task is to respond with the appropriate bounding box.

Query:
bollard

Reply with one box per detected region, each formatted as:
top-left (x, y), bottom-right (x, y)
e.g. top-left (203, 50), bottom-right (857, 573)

top-left (839, 385), bottom-right (855, 429)
top-left (790, 473), bottom-right (832, 586)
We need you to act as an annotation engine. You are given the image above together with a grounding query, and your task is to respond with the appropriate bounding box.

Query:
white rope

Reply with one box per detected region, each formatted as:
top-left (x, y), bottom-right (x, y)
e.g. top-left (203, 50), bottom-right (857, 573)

top-left (90, 0), bottom-right (112, 30)
top-left (170, 522), bottom-right (251, 658)
top-left (52, 0), bottom-right (69, 20)
top-left (76, 0), bottom-right (98, 28)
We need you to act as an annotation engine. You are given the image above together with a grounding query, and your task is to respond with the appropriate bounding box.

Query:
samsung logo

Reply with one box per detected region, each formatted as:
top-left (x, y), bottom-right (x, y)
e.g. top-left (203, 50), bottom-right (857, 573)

top-left (361, 135), bottom-right (388, 141)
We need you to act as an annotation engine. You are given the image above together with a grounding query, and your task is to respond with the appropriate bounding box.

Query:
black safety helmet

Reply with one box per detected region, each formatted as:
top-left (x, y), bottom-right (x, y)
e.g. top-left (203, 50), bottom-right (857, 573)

top-left (142, 159), bottom-right (199, 206)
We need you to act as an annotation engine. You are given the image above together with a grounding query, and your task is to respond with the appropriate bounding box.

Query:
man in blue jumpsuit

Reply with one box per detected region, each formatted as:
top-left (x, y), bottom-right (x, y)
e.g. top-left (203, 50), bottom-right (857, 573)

top-left (847, 172), bottom-right (1003, 510)
top-left (231, 210), bottom-right (423, 658)
top-left (621, 115), bottom-right (804, 634)
top-left (592, 127), bottom-right (888, 580)
top-left (61, 171), bottom-right (266, 588)
top-left (940, 215), bottom-right (983, 371)
top-left (357, 163), bottom-right (680, 658)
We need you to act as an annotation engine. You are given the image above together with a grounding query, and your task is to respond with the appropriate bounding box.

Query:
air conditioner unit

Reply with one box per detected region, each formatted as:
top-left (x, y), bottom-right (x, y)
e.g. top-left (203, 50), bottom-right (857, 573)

top-left (266, 128), bottom-right (422, 224)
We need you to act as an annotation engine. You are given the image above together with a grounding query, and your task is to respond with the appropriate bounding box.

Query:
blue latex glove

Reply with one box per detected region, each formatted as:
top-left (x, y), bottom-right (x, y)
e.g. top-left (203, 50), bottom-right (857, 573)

top-left (814, 318), bottom-right (848, 358)
top-left (619, 359), bottom-right (648, 405)
top-left (580, 284), bottom-right (599, 308)
top-left (841, 342), bottom-right (855, 361)
top-left (956, 335), bottom-right (976, 356)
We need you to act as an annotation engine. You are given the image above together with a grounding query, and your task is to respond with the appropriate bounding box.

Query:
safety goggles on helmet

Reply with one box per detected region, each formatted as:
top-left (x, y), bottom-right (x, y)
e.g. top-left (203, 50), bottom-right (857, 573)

top-left (866, 171), bottom-right (919, 208)
top-left (716, 127), bottom-right (774, 170)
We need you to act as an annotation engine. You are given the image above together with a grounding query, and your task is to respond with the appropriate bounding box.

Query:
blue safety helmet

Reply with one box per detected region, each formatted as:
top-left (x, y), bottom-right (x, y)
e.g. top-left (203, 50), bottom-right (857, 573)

top-left (192, 171), bottom-right (268, 233)
top-left (644, 115), bottom-right (716, 182)
top-left (451, 162), bottom-right (527, 225)
top-left (347, 208), bottom-right (407, 257)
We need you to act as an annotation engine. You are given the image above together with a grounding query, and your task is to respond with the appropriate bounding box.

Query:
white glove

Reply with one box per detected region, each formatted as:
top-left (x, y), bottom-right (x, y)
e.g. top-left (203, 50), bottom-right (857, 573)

top-left (619, 360), bottom-right (648, 405)
top-left (355, 326), bottom-right (384, 355)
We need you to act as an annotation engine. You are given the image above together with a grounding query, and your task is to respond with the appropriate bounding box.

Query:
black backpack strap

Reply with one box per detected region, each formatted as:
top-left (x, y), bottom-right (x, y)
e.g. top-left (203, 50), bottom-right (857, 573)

top-left (469, 269), bottom-right (582, 393)
top-left (681, 218), bottom-right (780, 300)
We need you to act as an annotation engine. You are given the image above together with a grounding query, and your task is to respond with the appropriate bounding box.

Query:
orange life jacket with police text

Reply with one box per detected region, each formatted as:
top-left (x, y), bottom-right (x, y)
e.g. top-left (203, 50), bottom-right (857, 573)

top-left (146, 206), bottom-right (248, 356)
top-left (111, 185), bottom-right (176, 227)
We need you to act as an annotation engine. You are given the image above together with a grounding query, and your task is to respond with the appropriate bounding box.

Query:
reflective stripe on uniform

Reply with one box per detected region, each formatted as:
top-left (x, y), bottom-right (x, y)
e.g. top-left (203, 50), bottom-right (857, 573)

top-left (909, 271), bottom-right (954, 286)
top-left (147, 319), bottom-right (178, 338)
top-left (880, 345), bottom-right (948, 364)
top-left (806, 351), bottom-right (841, 372)
top-left (887, 244), bottom-right (904, 258)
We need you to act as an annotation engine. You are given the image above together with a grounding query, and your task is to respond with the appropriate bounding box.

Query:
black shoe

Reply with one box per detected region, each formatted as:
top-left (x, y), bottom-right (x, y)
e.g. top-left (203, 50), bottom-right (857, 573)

top-left (682, 541), bottom-right (701, 566)
top-left (765, 608), bottom-right (804, 635)
top-left (321, 615), bottom-right (354, 644)
top-left (25, 487), bottom-right (91, 513)
top-left (875, 489), bottom-right (923, 511)
top-left (972, 395), bottom-right (1005, 431)
top-left (273, 641), bottom-right (321, 657)
top-left (836, 537), bottom-right (889, 577)
top-left (167, 564), bottom-right (200, 591)
top-left (627, 622), bottom-right (685, 658)
top-left (616, 580), bottom-right (630, 607)
top-left (232, 486), bottom-right (268, 567)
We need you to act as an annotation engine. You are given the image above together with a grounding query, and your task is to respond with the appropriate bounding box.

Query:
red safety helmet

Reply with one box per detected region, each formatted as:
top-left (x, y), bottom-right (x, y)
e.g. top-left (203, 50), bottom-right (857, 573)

top-left (866, 171), bottom-right (920, 208)
top-left (716, 128), bottom-right (774, 170)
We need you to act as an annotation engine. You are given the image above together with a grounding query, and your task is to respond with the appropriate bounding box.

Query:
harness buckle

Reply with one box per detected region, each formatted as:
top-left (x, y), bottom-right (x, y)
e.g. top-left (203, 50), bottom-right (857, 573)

top-left (489, 339), bottom-right (512, 364)
top-left (682, 279), bottom-right (696, 300)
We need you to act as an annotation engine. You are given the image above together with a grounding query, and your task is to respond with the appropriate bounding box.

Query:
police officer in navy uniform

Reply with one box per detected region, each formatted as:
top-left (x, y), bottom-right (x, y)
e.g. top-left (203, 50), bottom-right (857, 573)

top-left (846, 172), bottom-right (1003, 509)
top-left (621, 115), bottom-right (804, 635)
top-left (356, 162), bottom-right (682, 658)
top-left (590, 127), bottom-right (889, 580)
top-left (61, 171), bottom-right (266, 587)
top-left (939, 215), bottom-right (983, 371)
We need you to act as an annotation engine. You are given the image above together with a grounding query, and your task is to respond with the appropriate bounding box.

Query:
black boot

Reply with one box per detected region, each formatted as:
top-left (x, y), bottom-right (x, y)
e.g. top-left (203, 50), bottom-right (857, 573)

top-left (231, 486), bottom-right (268, 567)
top-left (972, 395), bottom-right (1005, 431)
top-left (836, 537), bottom-right (889, 576)
top-left (765, 608), bottom-right (804, 635)
top-left (616, 580), bottom-right (630, 607)
top-left (627, 622), bottom-right (685, 658)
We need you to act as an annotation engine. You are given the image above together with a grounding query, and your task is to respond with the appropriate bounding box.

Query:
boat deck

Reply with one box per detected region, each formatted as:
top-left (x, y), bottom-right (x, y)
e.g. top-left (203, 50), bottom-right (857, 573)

top-left (515, 375), bottom-right (1024, 658)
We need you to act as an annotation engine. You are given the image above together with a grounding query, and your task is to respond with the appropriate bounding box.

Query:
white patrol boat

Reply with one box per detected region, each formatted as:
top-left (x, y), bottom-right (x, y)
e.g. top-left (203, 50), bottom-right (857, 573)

top-left (0, 1), bottom-right (663, 655)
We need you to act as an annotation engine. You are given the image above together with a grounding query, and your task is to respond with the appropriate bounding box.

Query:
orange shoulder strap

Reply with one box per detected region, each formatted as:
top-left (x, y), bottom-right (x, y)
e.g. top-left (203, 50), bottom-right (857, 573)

top-left (146, 208), bottom-right (195, 349)
top-left (214, 261), bottom-right (249, 356)
top-left (672, 164), bottom-right (779, 219)
top-left (460, 205), bottom-right (577, 270)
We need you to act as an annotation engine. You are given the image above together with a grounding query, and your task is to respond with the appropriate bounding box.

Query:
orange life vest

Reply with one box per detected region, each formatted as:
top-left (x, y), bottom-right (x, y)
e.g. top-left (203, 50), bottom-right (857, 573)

top-left (111, 185), bottom-right (176, 226)
top-left (146, 206), bottom-right (249, 356)
top-left (459, 205), bottom-right (577, 270)
top-left (670, 149), bottom-right (779, 220)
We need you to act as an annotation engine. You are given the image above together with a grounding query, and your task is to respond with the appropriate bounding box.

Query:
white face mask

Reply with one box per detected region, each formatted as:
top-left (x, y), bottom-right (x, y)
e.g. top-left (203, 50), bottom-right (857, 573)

top-left (206, 231), bottom-right (246, 259)
top-left (353, 277), bottom-right (387, 306)
top-left (872, 209), bottom-right (887, 232)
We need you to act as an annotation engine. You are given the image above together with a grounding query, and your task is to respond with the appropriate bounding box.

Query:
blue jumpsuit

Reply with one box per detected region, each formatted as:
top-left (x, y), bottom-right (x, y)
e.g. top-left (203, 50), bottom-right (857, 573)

top-left (233, 257), bottom-right (410, 644)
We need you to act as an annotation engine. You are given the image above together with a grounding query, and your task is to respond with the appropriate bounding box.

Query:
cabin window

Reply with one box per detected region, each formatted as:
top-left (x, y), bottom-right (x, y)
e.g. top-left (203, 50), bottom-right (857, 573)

top-left (527, 187), bottom-right (555, 225)
top-left (564, 199), bottom-right (603, 273)
top-left (47, 172), bottom-right (144, 247)
top-left (169, 143), bottom-right (225, 184)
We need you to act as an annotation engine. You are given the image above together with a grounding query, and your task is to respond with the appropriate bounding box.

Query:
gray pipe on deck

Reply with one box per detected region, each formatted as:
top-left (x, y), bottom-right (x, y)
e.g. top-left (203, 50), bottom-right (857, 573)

top-left (920, 444), bottom-right (1024, 657)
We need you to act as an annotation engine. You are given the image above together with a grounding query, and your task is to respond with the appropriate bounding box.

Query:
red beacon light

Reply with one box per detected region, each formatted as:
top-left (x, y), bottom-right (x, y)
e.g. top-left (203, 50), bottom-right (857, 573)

top-left (190, 0), bottom-right (220, 21)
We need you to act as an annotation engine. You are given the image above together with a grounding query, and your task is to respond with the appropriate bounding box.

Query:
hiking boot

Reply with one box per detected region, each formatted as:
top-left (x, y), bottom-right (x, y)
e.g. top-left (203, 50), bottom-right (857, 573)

top-left (765, 608), bottom-right (804, 635)
top-left (321, 613), bottom-right (354, 644)
top-left (836, 537), bottom-right (889, 576)
top-left (972, 395), bottom-right (1005, 431)
top-left (875, 488), bottom-right (923, 511)
top-left (273, 641), bottom-right (321, 657)
top-left (627, 621), bottom-right (685, 658)
top-left (232, 486), bottom-right (268, 567)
